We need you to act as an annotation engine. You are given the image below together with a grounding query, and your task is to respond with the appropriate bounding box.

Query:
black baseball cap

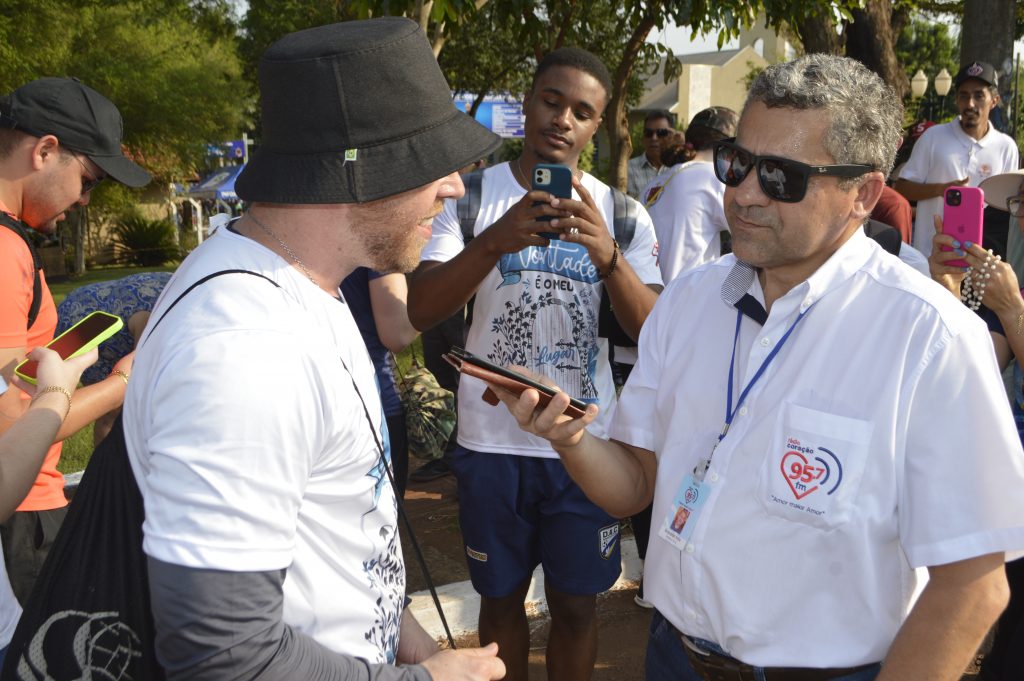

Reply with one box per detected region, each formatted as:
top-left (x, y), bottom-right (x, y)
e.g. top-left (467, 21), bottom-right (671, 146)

top-left (954, 62), bottom-right (998, 90)
top-left (1, 77), bottom-right (150, 187)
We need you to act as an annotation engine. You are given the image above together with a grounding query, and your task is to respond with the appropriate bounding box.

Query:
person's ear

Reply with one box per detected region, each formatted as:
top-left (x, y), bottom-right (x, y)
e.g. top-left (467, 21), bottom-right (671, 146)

top-left (31, 135), bottom-right (61, 171)
top-left (852, 171), bottom-right (885, 220)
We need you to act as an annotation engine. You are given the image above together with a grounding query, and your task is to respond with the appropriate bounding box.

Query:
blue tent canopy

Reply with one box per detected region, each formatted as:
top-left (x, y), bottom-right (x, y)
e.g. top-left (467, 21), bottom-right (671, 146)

top-left (188, 164), bottom-right (244, 200)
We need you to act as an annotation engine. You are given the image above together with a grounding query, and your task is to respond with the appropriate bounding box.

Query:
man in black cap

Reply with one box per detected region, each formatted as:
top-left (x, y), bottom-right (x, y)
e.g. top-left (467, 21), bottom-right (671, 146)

top-left (123, 18), bottom-right (505, 681)
top-left (0, 77), bottom-right (150, 604)
top-left (894, 61), bottom-right (1018, 257)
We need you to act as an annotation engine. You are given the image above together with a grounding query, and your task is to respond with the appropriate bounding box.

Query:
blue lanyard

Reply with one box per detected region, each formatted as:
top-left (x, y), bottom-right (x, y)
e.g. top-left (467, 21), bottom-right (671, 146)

top-left (695, 304), bottom-right (813, 481)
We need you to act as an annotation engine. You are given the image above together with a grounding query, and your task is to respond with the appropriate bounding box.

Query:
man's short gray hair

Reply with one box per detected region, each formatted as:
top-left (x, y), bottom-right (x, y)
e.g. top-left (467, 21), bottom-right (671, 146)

top-left (745, 54), bottom-right (903, 178)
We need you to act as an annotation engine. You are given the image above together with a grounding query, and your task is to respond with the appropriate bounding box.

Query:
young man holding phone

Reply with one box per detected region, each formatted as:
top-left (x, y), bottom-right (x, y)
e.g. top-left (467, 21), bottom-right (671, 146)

top-left (0, 78), bottom-right (150, 603)
top-left (408, 47), bottom-right (662, 681)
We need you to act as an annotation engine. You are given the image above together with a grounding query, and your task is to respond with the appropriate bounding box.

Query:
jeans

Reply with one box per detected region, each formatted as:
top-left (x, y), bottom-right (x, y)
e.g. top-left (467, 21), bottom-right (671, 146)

top-left (645, 610), bottom-right (881, 681)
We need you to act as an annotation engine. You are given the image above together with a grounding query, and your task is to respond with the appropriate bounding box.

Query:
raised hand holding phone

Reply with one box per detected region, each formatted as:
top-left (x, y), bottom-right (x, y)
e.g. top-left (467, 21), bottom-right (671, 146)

top-left (14, 311), bottom-right (123, 385)
top-left (531, 163), bottom-right (573, 240)
top-left (941, 186), bottom-right (984, 268)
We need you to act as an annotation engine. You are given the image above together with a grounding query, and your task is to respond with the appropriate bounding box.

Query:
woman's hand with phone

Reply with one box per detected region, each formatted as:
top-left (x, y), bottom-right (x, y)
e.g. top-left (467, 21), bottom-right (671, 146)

top-left (929, 214), bottom-right (969, 298)
top-left (485, 365), bottom-right (599, 450)
top-left (12, 347), bottom-right (98, 400)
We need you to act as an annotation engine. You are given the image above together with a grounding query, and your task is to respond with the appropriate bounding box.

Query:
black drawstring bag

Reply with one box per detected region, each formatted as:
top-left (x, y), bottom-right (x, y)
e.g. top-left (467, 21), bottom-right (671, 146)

top-left (0, 413), bottom-right (164, 680)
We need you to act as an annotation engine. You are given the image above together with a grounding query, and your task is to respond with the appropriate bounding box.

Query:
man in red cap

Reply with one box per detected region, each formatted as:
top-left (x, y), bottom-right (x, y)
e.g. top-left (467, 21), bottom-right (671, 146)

top-left (0, 77), bottom-right (150, 604)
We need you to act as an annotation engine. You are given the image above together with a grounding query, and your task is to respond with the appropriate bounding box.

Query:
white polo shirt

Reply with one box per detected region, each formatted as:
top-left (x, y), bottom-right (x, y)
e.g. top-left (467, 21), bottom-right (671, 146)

top-left (610, 229), bottom-right (1024, 667)
top-left (898, 119), bottom-right (1018, 255)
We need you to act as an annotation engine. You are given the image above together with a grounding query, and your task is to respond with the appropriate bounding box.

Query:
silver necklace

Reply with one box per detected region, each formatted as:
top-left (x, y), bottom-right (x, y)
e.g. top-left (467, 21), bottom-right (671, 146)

top-left (246, 212), bottom-right (319, 287)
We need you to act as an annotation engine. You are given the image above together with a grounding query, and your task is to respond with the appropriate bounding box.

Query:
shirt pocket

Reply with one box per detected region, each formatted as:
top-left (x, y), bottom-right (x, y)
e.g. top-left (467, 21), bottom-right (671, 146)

top-left (756, 402), bottom-right (873, 530)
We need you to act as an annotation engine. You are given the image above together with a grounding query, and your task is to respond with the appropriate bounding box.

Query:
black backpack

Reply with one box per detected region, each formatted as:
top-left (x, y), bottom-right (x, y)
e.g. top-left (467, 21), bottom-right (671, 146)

top-left (456, 168), bottom-right (642, 347)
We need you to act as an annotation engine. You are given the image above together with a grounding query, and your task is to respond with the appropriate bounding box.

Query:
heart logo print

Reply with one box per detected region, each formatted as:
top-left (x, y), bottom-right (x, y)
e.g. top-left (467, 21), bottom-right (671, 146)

top-left (780, 450), bottom-right (820, 500)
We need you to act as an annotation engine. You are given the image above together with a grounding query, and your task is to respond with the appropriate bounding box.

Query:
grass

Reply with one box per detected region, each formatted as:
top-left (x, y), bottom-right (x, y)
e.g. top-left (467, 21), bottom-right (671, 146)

top-left (49, 265), bottom-right (177, 474)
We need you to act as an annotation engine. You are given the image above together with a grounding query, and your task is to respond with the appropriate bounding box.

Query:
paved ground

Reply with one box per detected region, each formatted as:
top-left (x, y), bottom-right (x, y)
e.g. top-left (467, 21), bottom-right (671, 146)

top-left (400, 460), bottom-right (984, 680)
top-left (400, 464), bottom-right (654, 680)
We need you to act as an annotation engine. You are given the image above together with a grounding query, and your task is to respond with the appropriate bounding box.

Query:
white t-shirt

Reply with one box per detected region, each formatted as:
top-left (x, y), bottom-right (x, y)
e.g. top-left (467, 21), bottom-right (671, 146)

top-left (421, 162), bottom-right (662, 457)
top-left (898, 120), bottom-right (1018, 255)
top-left (641, 161), bottom-right (728, 284)
top-left (124, 227), bottom-right (403, 663)
top-left (611, 230), bottom-right (1024, 667)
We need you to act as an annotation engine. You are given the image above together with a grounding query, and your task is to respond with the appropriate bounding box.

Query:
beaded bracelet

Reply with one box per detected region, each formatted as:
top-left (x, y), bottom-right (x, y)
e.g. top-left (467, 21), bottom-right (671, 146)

top-left (111, 369), bottom-right (130, 385)
top-left (599, 240), bottom-right (620, 280)
top-left (32, 385), bottom-right (72, 420)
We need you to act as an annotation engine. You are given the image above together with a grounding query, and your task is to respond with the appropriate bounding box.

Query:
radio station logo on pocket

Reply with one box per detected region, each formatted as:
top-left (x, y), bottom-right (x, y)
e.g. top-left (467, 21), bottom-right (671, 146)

top-left (780, 438), bottom-right (843, 501)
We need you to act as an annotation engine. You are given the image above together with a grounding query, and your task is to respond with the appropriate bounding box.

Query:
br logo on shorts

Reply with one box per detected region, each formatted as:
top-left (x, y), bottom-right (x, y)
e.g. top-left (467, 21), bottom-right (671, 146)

top-left (599, 523), bottom-right (619, 560)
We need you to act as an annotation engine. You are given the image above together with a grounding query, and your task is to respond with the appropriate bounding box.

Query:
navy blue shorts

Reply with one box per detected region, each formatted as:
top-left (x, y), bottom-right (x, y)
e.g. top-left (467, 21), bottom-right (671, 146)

top-left (451, 446), bottom-right (622, 598)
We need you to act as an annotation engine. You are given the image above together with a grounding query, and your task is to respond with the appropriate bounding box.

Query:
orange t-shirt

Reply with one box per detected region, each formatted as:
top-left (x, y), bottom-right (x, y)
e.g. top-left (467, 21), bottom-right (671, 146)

top-left (0, 203), bottom-right (65, 511)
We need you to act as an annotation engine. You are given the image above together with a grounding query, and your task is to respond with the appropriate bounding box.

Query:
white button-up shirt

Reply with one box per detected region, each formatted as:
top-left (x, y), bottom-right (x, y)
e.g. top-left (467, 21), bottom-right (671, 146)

top-left (611, 230), bottom-right (1024, 667)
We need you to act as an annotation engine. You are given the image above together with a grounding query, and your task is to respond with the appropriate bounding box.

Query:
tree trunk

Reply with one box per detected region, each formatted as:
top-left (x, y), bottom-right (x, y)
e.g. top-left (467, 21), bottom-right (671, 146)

top-left (606, 6), bottom-right (660, 191)
top-left (793, 10), bottom-right (842, 56)
top-left (844, 0), bottom-right (909, 99)
top-left (961, 0), bottom-right (1016, 99)
top-left (74, 208), bottom-right (86, 275)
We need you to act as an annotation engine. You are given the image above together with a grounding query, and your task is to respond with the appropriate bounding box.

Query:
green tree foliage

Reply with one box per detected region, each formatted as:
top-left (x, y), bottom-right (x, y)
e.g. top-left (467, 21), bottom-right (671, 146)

top-left (0, 0), bottom-right (250, 181)
top-left (896, 16), bottom-right (959, 122)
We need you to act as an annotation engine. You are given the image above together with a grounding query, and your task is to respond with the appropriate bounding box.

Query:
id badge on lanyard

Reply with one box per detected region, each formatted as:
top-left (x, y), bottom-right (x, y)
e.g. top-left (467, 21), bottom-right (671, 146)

top-left (658, 305), bottom-right (813, 552)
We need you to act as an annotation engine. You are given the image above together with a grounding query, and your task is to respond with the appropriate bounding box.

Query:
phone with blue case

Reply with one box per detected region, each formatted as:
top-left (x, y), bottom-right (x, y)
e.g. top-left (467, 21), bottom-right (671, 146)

top-left (531, 163), bottom-right (573, 240)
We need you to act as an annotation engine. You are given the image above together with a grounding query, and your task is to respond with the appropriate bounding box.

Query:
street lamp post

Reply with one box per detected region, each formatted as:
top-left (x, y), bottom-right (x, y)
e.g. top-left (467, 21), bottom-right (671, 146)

top-left (911, 68), bottom-right (952, 122)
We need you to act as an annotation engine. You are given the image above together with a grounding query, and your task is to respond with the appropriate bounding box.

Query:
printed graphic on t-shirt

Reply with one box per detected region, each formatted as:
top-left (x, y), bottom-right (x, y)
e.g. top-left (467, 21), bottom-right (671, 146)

top-left (361, 416), bottom-right (403, 662)
top-left (487, 242), bottom-right (600, 402)
top-left (758, 402), bottom-right (872, 530)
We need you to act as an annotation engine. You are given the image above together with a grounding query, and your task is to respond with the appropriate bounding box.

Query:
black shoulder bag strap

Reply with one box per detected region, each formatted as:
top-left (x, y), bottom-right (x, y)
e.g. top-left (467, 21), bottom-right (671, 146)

top-left (0, 211), bottom-right (44, 329)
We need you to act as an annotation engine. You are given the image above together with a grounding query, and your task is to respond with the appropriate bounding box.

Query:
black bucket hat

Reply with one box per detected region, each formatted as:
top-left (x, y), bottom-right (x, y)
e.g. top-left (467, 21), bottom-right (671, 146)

top-left (1, 77), bottom-right (151, 188)
top-left (236, 17), bottom-right (502, 204)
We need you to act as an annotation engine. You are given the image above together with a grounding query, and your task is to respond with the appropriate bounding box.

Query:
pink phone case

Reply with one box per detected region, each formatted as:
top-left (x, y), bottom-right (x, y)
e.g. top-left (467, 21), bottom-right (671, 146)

top-left (942, 186), bottom-right (985, 268)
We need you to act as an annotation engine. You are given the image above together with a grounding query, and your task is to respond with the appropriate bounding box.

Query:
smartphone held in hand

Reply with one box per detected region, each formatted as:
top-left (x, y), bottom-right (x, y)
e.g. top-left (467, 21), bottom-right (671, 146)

top-left (532, 163), bottom-right (573, 241)
top-left (442, 346), bottom-right (588, 418)
top-left (942, 186), bottom-right (985, 268)
top-left (14, 311), bottom-right (123, 385)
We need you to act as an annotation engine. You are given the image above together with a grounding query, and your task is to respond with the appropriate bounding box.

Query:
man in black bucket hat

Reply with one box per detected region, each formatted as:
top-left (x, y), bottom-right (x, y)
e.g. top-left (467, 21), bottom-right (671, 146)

top-left (123, 18), bottom-right (504, 680)
top-left (0, 77), bottom-right (150, 607)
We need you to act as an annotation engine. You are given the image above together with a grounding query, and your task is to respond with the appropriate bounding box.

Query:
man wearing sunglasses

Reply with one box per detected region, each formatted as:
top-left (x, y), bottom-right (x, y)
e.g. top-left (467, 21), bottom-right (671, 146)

top-left (894, 61), bottom-right (1018, 260)
top-left (627, 110), bottom-right (674, 199)
top-left (0, 78), bottom-right (150, 605)
top-left (490, 54), bottom-right (1024, 681)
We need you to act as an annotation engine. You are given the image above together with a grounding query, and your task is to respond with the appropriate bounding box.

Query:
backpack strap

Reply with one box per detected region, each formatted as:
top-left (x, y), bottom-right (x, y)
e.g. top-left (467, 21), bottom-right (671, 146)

top-left (599, 187), bottom-right (641, 346)
top-left (609, 186), bottom-right (638, 251)
top-left (456, 169), bottom-right (484, 244)
top-left (0, 211), bottom-right (43, 330)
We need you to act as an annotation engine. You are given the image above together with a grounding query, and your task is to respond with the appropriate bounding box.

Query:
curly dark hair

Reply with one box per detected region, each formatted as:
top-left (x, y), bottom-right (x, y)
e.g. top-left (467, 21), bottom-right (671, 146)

top-left (533, 47), bottom-right (612, 106)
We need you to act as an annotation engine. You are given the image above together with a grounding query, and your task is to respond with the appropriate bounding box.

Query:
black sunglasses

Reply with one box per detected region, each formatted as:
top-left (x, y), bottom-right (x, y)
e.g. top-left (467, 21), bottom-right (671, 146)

top-left (644, 128), bottom-right (672, 138)
top-left (713, 138), bottom-right (873, 203)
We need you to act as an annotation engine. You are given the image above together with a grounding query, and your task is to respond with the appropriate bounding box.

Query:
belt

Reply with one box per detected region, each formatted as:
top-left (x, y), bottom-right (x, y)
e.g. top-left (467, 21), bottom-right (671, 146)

top-left (680, 633), bottom-right (879, 681)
